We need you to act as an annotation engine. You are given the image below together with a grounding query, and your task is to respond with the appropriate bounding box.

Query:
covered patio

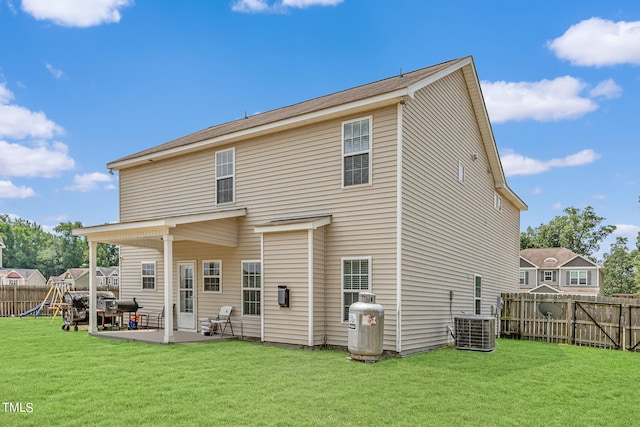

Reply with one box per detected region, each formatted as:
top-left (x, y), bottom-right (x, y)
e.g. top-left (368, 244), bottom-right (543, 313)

top-left (73, 207), bottom-right (247, 344)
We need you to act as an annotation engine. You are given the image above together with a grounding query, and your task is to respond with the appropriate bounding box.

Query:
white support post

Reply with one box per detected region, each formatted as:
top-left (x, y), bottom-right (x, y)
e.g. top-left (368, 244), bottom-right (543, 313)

top-left (163, 234), bottom-right (174, 343)
top-left (88, 240), bottom-right (98, 334)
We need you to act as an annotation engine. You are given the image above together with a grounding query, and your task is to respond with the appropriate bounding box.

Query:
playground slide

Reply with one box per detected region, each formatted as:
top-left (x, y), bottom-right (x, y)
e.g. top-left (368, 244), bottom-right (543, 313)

top-left (20, 301), bottom-right (49, 317)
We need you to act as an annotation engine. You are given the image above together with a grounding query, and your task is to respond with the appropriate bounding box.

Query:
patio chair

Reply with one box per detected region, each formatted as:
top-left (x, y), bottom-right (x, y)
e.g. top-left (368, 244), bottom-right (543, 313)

top-left (210, 306), bottom-right (234, 337)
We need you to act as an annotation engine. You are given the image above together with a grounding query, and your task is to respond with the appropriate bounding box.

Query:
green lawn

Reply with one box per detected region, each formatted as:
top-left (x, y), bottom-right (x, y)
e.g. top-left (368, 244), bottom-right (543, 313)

top-left (1, 317), bottom-right (638, 426)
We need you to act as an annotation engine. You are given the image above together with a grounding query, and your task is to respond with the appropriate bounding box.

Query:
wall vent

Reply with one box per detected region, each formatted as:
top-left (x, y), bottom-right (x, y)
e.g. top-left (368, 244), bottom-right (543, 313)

top-left (454, 315), bottom-right (495, 352)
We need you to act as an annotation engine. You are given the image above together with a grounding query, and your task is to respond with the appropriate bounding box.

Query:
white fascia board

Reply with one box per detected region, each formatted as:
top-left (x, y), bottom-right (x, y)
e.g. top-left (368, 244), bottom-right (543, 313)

top-left (108, 91), bottom-right (407, 170)
top-left (406, 56), bottom-right (472, 98)
top-left (254, 216), bottom-right (331, 234)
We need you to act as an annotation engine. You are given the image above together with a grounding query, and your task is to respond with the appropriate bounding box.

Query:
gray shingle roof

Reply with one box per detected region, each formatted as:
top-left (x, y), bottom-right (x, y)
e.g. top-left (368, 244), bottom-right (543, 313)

top-left (110, 57), bottom-right (468, 165)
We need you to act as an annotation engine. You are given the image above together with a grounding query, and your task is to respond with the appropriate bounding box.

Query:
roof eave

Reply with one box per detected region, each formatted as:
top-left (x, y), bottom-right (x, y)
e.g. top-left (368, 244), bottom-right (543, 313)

top-left (107, 90), bottom-right (408, 171)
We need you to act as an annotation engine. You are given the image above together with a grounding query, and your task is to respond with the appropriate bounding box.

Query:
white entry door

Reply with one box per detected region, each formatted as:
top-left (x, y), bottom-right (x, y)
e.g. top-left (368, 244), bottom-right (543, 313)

top-left (178, 262), bottom-right (196, 330)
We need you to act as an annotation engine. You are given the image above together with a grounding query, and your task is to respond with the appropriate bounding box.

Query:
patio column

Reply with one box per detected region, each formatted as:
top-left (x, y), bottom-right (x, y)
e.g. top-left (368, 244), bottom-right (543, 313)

top-left (88, 240), bottom-right (98, 334)
top-left (163, 234), bottom-right (174, 343)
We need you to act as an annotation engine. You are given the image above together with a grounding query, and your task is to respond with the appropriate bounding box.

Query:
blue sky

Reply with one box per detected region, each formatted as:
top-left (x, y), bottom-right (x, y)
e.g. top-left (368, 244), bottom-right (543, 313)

top-left (0, 0), bottom-right (638, 259)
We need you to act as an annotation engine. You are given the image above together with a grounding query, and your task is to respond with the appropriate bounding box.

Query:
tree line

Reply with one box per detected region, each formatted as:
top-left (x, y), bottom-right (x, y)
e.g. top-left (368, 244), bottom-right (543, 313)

top-left (0, 214), bottom-right (118, 280)
top-left (1, 206), bottom-right (638, 294)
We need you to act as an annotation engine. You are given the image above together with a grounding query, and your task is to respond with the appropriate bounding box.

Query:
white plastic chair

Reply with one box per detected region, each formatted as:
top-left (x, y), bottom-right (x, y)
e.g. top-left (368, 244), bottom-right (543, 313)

top-left (210, 306), bottom-right (234, 337)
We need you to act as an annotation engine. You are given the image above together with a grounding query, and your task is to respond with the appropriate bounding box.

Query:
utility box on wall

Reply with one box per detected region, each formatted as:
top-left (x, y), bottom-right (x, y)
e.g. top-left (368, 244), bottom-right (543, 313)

top-left (278, 285), bottom-right (290, 307)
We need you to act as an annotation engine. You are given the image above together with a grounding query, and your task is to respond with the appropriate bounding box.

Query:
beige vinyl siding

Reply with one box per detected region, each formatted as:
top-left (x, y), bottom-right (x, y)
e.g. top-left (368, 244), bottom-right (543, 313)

top-left (119, 151), bottom-right (215, 222)
top-left (117, 106), bottom-right (399, 347)
top-left (263, 231), bottom-right (309, 346)
top-left (400, 70), bottom-right (520, 353)
top-left (313, 227), bottom-right (326, 346)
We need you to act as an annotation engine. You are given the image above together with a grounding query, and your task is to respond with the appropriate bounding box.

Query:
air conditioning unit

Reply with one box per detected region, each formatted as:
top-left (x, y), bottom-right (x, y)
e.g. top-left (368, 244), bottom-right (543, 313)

top-left (454, 315), bottom-right (495, 352)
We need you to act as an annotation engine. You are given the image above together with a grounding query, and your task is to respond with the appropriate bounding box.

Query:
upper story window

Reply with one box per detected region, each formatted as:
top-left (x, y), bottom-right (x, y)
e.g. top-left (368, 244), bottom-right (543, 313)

top-left (9, 278), bottom-right (18, 286)
top-left (519, 271), bottom-right (527, 286)
top-left (543, 271), bottom-right (553, 282)
top-left (458, 161), bottom-right (465, 183)
top-left (343, 117), bottom-right (371, 187)
top-left (141, 262), bottom-right (156, 290)
top-left (494, 192), bottom-right (502, 211)
top-left (570, 270), bottom-right (588, 285)
top-left (216, 148), bottom-right (235, 204)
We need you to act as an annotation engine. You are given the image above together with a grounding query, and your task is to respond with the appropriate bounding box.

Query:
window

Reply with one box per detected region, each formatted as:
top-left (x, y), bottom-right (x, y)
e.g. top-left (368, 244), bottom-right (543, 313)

top-left (141, 262), bottom-right (156, 290)
top-left (242, 261), bottom-right (261, 315)
top-left (342, 257), bottom-right (371, 321)
top-left (493, 192), bottom-right (502, 211)
top-left (203, 260), bottom-right (222, 292)
top-left (570, 270), bottom-right (588, 285)
top-left (519, 271), bottom-right (527, 286)
top-left (9, 279), bottom-right (18, 286)
top-left (458, 161), bottom-right (465, 182)
top-left (474, 275), bottom-right (482, 315)
top-left (544, 271), bottom-right (553, 282)
top-left (216, 148), bottom-right (234, 204)
top-left (343, 117), bottom-right (371, 186)
top-left (112, 278), bottom-right (119, 286)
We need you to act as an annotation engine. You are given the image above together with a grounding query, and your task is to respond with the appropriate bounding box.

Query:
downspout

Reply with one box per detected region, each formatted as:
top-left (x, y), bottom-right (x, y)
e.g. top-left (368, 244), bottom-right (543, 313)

top-left (396, 101), bottom-right (404, 354)
top-left (308, 229), bottom-right (314, 347)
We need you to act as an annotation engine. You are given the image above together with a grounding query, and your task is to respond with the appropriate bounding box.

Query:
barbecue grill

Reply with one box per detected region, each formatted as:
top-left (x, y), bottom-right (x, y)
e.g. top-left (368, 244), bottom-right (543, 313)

top-left (61, 291), bottom-right (140, 331)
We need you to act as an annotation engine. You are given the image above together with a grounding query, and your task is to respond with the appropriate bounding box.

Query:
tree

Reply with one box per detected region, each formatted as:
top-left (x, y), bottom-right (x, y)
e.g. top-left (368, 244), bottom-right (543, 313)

top-left (520, 206), bottom-right (616, 260)
top-left (603, 237), bottom-right (638, 295)
top-left (54, 221), bottom-right (86, 272)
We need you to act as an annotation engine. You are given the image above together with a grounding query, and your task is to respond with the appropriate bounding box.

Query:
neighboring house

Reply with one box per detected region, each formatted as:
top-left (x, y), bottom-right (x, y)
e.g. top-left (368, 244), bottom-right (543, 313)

top-left (0, 268), bottom-right (47, 287)
top-left (74, 56), bottom-right (527, 354)
top-left (519, 248), bottom-right (603, 295)
top-left (49, 267), bottom-right (120, 289)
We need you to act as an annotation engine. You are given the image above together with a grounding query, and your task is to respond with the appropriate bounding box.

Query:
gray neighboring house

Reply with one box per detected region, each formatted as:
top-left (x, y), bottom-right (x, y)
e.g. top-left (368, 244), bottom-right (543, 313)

top-left (48, 267), bottom-right (120, 289)
top-left (519, 247), bottom-right (604, 295)
top-left (75, 56), bottom-right (527, 354)
top-left (0, 268), bottom-right (47, 287)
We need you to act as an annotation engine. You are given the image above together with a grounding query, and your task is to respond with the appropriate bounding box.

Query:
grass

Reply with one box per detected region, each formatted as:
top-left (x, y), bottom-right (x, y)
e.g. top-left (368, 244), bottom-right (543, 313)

top-left (1, 317), bottom-right (639, 426)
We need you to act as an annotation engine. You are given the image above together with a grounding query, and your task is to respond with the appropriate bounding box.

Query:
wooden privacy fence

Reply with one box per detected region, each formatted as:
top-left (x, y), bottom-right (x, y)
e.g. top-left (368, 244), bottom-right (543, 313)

top-left (500, 292), bottom-right (640, 352)
top-left (0, 284), bottom-right (120, 318)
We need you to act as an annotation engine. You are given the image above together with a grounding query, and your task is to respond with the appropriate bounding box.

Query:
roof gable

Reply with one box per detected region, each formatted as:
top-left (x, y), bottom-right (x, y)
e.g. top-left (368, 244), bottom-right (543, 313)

top-left (520, 248), bottom-right (577, 268)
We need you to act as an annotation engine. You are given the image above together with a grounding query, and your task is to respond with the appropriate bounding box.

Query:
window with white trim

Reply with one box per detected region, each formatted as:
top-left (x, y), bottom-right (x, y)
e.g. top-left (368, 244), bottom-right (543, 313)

top-left (342, 257), bottom-right (371, 321)
top-left (216, 148), bottom-right (234, 204)
top-left (570, 270), bottom-right (587, 285)
top-left (519, 271), bottom-right (527, 286)
top-left (343, 117), bottom-right (371, 186)
top-left (544, 271), bottom-right (553, 282)
top-left (458, 161), bottom-right (465, 183)
top-left (9, 279), bottom-right (18, 286)
top-left (242, 261), bottom-right (261, 316)
top-left (474, 275), bottom-right (482, 315)
top-left (141, 262), bottom-right (156, 290)
top-left (203, 260), bottom-right (222, 292)
top-left (494, 192), bottom-right (502, 211)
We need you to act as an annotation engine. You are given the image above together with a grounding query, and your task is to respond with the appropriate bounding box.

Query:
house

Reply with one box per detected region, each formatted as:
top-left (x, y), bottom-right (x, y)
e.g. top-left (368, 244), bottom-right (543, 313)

top-left (74, 56), bottom-right (527, 354)
top-left (48, 267), bottom-right (120, 289)
top-left (0, 268), bottom-right (47, 287)
top-left (519, 248), bottom-right (603, 295)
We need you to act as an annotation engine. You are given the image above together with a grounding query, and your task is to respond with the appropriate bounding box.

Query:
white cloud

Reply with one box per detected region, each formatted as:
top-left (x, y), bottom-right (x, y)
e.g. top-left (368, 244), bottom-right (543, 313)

top-left (548, 17), bottom-right (640, 66)
top-left (613, 224), bottom-right (640, 240)
top-left (231, 0), bottom-right (342, 13)
top-left (501, 148), bottom-right (601, 177)
top-left (589, 79), bottom-right (622, 99)
top-left (0, 140), bottom-right (75, 178)
top-left (532, 186), bottom-right (543, 195)
top-left (45, 63), bottom-right (64, 79)
top-left (0, 83), bottom-right (14, 104)
top-left (481, 76), bottom-right (598, 123)
top-left (592, 194), bottom-right (608, 200)
top-left (552, 202), bottom-right (563, 210)
top-left (0, 180), bottom-right (35, 199)
top-left (0, 104), bottom-right (63, 139)
top-left (21, 0), bottom-right (133, 28)
top-left (65, 172), bottom-right (114, 192)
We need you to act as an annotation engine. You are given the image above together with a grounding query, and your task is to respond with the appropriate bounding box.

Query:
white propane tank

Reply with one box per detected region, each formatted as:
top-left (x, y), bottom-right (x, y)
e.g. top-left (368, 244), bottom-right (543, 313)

top-left (348, 292), bottom-right (384, 361)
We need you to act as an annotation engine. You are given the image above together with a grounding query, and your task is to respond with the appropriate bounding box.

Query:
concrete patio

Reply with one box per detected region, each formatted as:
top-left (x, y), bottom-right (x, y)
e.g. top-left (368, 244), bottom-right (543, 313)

top-left (90, 328), bottom-right (240, 344)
